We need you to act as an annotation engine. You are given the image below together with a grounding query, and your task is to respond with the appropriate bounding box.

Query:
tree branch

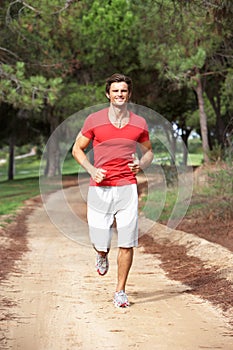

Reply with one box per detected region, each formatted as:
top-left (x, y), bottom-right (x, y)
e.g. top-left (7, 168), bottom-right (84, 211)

top-left (0, 47), bottom-right (21, 60)
top-left (6, 0), bottom-right (79, 19)
top-left (201, 69), bottom-right (229, 77)
top-left (53, 0), bottom-right (80, 14)
top-left (21, 1), bottom-right (40, 14)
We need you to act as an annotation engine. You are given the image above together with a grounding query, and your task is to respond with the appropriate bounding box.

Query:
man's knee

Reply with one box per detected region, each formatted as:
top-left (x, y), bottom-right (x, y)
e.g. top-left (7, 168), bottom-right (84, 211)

top-left (119, 246), bottom-right (133, 249)
top-left (118, 247), bottom-right (134, 255)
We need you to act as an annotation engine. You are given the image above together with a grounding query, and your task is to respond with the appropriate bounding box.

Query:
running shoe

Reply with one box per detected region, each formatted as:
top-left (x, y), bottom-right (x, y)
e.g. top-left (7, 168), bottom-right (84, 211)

top-left (96, 253), bottom-right (109, 276)
top-left (113, 290), bottom-right (130, 308)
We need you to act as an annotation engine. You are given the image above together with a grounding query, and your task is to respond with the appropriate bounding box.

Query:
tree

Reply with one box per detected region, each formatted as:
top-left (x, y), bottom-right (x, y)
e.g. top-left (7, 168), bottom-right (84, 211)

top-left (1, 0), bottom-right (140, 176)
top-left (0, 62), bottom-right (62, 179)
top-left (0, 1), bottom-right (76, 177)
top-left (2, 0), bottom-right (232, 174)
top-left (158, 0), bottom-right (233, 155)
top-left (155, 86), bottom-right (198, 165)
top-left (0, 104), bottom-right (35, 180)
top-left (135, 0), bottom-right (223, 162)
top-left (75, 0), bottom-right (137, 77)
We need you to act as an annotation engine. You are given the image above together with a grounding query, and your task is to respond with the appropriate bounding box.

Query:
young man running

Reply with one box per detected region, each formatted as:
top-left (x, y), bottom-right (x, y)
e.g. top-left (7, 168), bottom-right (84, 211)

top-left (72, 73), bottom-right (153, 307)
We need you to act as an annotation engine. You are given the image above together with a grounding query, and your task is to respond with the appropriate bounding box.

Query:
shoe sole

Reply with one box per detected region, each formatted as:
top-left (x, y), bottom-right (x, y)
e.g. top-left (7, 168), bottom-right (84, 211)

top-left (96, 256), bottom-right (109, 276)
top-left (113, 301), bottom-right (130, 308)
top-left (96, 268), bottom-right (108, 276)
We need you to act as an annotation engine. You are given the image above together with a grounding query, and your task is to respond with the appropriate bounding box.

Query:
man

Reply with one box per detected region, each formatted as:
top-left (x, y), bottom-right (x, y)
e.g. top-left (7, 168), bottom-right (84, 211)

top-left (72, 73), bottom-right (153, 307)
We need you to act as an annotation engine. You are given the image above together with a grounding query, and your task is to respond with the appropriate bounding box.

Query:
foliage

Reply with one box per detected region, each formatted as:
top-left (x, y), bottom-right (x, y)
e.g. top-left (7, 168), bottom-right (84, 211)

top-left (143, 163), bottom-right (233, 223)
top-left (0, 0), bottom-right (233, 175)
top-left (78, 0), bottom-right (137, 74)
top-left (208, 142), bottom-right (224, 162)
top-left (188, 138), bottom-right (203, 154)
top-left (221, 69), bottom-right (233, 113)
top-left (137, 1), bottom-right (217, 82)
top-left (206, 164), bottom-right (233, 219)
top-left (0, 62), bottom-right (62, 110)
top-left (56, 83), bottom-right (106, 117)
top-left (135, 0), bottom-right (233, 162)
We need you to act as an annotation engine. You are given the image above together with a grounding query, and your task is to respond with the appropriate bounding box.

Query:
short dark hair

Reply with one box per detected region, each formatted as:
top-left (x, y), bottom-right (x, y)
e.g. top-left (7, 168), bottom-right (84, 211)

top-left (105, 73), bottom-right (133, 95)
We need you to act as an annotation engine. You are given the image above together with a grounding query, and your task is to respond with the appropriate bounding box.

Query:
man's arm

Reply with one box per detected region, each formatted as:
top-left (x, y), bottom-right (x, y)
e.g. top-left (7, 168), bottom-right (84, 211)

top-left (138, 140), bottom-right (154, 170)
top-left (72, 132), bottom-right (106, 183)
top-left (128, 140), bottom-right (154, 175)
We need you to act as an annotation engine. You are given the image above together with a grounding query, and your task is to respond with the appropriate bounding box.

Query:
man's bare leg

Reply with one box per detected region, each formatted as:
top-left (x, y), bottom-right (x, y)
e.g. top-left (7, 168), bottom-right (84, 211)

top-left (93, 245), bottom-right (109, 256)
top-left (116, 247), bottom-right (133, 292)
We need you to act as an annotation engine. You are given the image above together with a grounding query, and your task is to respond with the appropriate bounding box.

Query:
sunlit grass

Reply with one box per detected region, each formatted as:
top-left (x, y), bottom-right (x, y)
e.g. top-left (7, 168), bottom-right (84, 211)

top-left (142, 188), bottom-right (179, 222)
top-left (187, 153), bottom-right (203, 166)
top-left (0, 177), bottom-right (40, 216)
top-left (0, 151), bottom-right (203, 221)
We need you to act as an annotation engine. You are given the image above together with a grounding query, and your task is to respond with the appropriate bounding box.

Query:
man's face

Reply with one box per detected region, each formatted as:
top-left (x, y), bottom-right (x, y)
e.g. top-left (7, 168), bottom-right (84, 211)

top-left (106, 82), bottom-right (131, 106)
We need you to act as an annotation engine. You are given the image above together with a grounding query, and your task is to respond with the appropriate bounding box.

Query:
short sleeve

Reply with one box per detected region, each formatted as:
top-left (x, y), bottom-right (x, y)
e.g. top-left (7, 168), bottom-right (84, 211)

top-left (138, 120), bottom-right (150, 143)
top-left (81, 114), bottom-right (94, 140)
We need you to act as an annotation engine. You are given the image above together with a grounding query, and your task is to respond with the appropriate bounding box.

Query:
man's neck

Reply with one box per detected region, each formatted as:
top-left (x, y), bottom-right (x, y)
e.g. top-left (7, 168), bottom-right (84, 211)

top-left (109, 104), bottom-right (128, 119)
top-left (108, 103), bottom-right (130, 128)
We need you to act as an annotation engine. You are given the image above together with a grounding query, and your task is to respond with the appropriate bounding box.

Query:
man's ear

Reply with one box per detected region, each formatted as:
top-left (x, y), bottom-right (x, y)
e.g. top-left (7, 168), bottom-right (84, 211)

top-left (106, 92), bottom-right (110, 99)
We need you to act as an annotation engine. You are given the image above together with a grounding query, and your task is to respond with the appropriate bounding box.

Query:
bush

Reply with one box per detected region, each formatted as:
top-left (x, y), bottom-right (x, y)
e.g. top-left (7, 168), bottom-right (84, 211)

top-left (208, 143), bottom-right (223, 162)
top-left (207, 164), bottom-right (233, 219)
top-left (188, 139), bottom-right (202, 154)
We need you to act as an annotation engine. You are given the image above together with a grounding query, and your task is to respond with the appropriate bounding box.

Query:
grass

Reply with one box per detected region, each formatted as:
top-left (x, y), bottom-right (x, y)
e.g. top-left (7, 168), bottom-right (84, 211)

top-left (0, 156), bottom-right (41, 181)
top-left (142, 188), bottom-right (179, 222)
top-left (142, 162), bottom-right (233, 223)
top-left (142, 187), bottom-right (209, 223)
top-left (0, 155), bottom-right (81, 219)
top-left (0, 154), bottom-right (81, 182)
top-left (0, 177), bottom-right (40, 217)
top-left (153, 152), bottom-right (203, 166)
top-left (187, 153), bottom-right (203, 166)
top-left (0, 151), bottom-right (203, 221)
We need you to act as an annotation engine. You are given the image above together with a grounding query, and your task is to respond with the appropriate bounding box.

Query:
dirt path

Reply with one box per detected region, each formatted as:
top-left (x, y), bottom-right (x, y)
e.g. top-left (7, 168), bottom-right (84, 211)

top-left (1, 187), bottom-right (233, 350)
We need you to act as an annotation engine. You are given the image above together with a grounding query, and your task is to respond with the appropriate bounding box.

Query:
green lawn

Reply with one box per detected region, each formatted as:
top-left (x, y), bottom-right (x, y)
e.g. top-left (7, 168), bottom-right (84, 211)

top-left (142, 188), bottom-right (177, 222)
top-left (0, 152), bottom-right (203, 220)
top-left (0, 155), bottom-right (80, 182)
top-left (0, 155), bottom-right (80, 219)
top-left (0, 177), bottom-right (40, 216)
top-left (187, 153), bottom-right (203, 166)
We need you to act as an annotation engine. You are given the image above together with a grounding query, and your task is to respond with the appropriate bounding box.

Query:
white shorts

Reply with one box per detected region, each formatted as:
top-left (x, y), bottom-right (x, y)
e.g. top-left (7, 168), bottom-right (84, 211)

top-left (87, 184), bottom-right (138, 252)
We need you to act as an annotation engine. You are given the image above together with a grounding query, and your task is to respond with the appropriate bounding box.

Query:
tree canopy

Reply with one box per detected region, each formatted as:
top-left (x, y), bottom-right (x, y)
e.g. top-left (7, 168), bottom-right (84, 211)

top-left (1, 0), bottom-right (233, 178)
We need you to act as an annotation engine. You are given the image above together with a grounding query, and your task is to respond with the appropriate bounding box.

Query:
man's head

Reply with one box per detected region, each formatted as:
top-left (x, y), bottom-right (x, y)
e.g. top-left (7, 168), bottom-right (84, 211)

top-left (105, 73), bottom-right (133, 105)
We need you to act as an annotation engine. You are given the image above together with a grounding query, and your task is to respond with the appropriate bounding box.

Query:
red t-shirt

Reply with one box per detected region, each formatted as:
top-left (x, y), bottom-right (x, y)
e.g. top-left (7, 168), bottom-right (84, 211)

top-left (81, 108), bottom-right (150, 186)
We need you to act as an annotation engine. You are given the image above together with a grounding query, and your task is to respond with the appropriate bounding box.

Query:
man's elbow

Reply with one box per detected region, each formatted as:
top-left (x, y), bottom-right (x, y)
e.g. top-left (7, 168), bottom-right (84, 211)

top-left (72, 144), bottom-right (80, 160)
top-left (72, 145), bottom-right (76, 158)
top-left (148, 149), bottom-right (154, 162)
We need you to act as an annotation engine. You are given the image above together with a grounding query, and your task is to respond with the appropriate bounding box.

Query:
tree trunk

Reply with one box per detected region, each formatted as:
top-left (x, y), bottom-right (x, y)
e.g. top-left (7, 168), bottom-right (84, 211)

top-left (8, 137), bottom-right (15, 180)
top-left (163, 122), bottom-right (176, 165)
top-left (206, 92), bottom-right (225, 146)
top-left (193, 76), bottom-right (210, 163)
top-left (181, 129), bottom-right (191, 166)
top-left (170, 131), bottom-right (177, 165)
top-left (46, 135), bottom-right (61, 177)
top-left (44, 107), bottom-right (61, 177)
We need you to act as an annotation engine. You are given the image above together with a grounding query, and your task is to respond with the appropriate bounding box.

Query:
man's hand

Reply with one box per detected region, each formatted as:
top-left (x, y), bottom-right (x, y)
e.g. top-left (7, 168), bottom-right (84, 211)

top-left (91, 168), bottom-right (107, 183)
top-left (128, 154), bottom-right (140, 175)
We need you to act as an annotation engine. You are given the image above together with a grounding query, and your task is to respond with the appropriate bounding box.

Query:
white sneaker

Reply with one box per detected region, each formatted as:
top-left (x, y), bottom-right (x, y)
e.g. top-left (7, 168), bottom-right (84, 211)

top-left (96, 254), bottom-right (109, 276)
top-left (113, 290), bottom-right (130, 308)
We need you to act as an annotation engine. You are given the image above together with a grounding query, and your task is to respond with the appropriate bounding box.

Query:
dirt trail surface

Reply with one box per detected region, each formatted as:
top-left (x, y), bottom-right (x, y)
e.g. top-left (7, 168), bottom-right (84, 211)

top-left (1, 184), bottom-right (233, 349)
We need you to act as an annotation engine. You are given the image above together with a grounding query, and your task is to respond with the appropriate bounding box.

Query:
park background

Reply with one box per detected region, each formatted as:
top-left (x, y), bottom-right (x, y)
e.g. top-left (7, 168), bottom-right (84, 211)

top-left (0, 0), bottom-right (233, 250)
